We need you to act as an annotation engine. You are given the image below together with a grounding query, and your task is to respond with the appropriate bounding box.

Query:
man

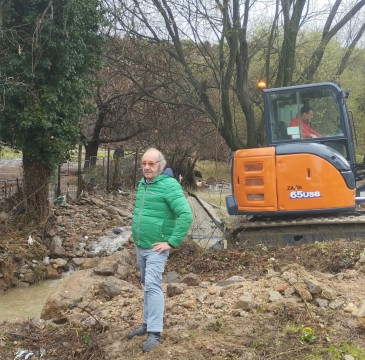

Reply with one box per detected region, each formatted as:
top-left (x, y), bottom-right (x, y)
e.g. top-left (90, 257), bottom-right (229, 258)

top-left (289, 106), bottom-right (321, 138)
top-left (128, 148), bottom-right (193, 352)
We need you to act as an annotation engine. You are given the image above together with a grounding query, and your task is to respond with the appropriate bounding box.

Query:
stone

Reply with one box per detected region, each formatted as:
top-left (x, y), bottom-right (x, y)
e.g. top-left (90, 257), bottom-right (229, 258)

top-left (181, 273), bottom-right (201, 286)
top-left (216, 275), bottom-right (245, 287)
top-left (281, 271), bottom-right (297, 285)
top-left (93, 260), bottom-right (118, 276)
top-left (82, 258), bottom-right (97, 269)
top-left (41, 269), bottom-right (105, 321)
top-left (46, 265), bottom-right (61, 279)
top-left (54, 258), bottom-right (68, 267)
top-left (166, 283), bottom-right (188, 297)
top-left (304, 279), bottom-right (322, 295)
top-left (295, 283), bottom-right (313, 301)
top-left (50, 239), bottom-right (68, 258)
top-left (268, 290), bottom-right (282, 302)
top-left (314, 298), bottom-right (329, 308)
top-left (329, 299), bottom-right (345, 310)
top-left (163, 271), bottom-right (180, 284)
top-left (357, 300), bottom-right (365, 317)
top-left (235, 292), bottom-right (255, 311)
top-left (343, 303), bottom-right (358, 315)
top-left (344, 355), bottom-right (354, 360)
top-left (274, 283), bottom-right (288, 293)
top-left (72, 258), bottom-right (86, 266)
top-left (321, 288), bottom-right (335, 300)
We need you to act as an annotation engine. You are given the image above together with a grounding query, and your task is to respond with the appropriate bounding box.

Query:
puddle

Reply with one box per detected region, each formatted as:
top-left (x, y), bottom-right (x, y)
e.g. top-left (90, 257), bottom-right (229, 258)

top-left (0, 226), bottom-right (132, 323)
top-left (0, 279), bottom-right (61, 324)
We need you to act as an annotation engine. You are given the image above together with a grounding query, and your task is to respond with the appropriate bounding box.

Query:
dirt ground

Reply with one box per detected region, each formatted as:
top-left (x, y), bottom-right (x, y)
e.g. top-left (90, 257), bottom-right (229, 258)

top-left (0, 157), bottom-right (364, 359)
top-left (0, 232), bottom-right (365, 359)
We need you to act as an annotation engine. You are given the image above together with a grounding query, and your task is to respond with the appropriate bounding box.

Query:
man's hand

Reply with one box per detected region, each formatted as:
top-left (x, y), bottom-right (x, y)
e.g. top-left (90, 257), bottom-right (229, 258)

top-left (152, 242), bottom-right (173, 254)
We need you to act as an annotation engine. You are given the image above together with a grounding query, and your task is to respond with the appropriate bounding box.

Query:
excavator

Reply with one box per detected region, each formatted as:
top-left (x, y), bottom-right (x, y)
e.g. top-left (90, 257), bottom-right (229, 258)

top-left (226, 82), bottom-right (365, 246)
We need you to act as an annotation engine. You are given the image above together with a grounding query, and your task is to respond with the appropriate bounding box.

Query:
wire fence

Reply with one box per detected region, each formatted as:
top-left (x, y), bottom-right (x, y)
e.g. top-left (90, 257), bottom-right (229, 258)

top-left (0, 149), bottom-right (141, 203)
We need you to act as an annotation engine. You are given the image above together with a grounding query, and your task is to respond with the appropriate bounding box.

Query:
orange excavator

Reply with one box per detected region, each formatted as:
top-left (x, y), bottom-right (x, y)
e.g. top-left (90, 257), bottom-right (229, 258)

top-left (226, 82), bottom-right (365, 246)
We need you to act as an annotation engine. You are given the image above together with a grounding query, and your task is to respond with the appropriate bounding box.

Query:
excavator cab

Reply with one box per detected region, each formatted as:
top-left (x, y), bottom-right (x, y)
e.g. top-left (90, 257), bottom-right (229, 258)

top-left (226, 82), bottom-right (359, 216)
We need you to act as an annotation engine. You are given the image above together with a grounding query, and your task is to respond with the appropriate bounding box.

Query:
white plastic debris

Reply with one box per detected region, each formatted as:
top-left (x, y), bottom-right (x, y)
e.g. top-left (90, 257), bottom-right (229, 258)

top-left (27, 235), bottom-right (34, 245)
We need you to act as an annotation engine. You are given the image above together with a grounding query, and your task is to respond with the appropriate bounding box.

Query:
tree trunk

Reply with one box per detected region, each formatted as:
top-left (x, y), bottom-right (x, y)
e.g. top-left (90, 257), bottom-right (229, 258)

top-left (23, 153), bottom-right (51, 222)
top-left (84, 140), bottom-right (100, 166)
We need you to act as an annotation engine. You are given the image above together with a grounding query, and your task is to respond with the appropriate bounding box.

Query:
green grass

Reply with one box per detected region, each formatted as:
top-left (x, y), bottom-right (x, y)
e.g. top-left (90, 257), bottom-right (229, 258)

top-left (0, 146), bottom-right (22, 159)
top-left (195, 160), bottom-right (231, 183)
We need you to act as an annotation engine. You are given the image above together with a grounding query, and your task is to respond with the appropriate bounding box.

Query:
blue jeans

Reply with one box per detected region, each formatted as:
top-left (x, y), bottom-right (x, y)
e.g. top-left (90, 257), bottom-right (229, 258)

top-left (136, 246), bottom-right (170, 333)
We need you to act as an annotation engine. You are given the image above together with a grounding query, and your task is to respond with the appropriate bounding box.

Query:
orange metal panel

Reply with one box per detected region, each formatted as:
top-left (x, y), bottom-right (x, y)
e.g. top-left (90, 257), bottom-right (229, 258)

top-left (275, 154), bottom-right (355, 210)
top-left (233, 147), bottom-right (278, 211)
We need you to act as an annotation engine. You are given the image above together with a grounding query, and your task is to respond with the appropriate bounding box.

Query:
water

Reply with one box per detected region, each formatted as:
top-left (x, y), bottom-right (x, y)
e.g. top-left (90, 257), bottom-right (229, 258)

top-left (89, 226), bottom-right (131, 255)
top-left (0, 227), bottom-right (132, 323)
top-left (0, 279), bottom-right (61, 324)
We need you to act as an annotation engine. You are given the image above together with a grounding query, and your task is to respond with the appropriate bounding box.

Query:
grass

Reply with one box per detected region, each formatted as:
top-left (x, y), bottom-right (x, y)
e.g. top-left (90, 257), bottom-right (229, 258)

top-left (195, 159), bottom-right (231, 183)
top-left (0, 146), bottom-right (22, 159)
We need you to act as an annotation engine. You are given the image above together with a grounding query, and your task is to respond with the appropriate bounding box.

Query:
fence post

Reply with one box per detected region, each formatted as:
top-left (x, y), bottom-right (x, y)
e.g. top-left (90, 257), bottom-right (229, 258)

top-left (56, 165), bottom-right (61, 197)
top-left (106, 147), bottom-right (110, 190)
top-left (133, 149), bottom-right (139, 190)
top-left (77, 144), bottom-right (82, 198)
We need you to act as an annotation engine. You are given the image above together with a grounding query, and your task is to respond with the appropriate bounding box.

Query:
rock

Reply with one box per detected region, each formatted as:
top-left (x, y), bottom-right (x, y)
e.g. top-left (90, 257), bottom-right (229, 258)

top-left (90, 197), bottom-right (106, 208)
top-left (304, 279), bottom-right (322, 295)
top-left (181, 273), bottom-right (201, 286)
top-left (357, 299), bottom-right (365, 317)
top-left (343, 302), bottom-right (358, 315)
top-left (329, 299), bottom-right (345, 310)
top-left (344, 355), bottom-right (354, 360)
top-left (265, 298), bottom-right (301, 313)
top-left (82, 258), bottom-right (97, 269)
top-left (182, 300), bottom-right (196, 309)
top-left (284, 286), bottom-right (295, 297)
top-left (294, 283), bottom-right (312, 301)
top-left (268, 290), bottom-right (282, 302)
top-left (166, 283), bottom-right (188, 297)
top-left (116, 265), bottom-right (129, 280)
top-left (217, 275), bottom-right (245, 287)
top-left (41, 269), bottom-right (105, 321)
top-left (235, 292), bottom-right (255, 311)
top-left (72, 258), bottom-right (86, 266)
top-left (274, 283), bottom-right (288, 293)
top-left (314, 298), bottom-right (329, 308)
top-left (22, 270), bottom-right (36, 284)
top-left (54, 258), bottom-right (68, 267)
top-left (46, 265), bottom-right (61, 279)
top-left (99, 278), bottom-right (137, 298)
top-left (321, 288), bottom-right (335, 300)
top-left (281, 271), bottom-right (297, 285)
top-left (163, 271), bottom-right (180, 284)
top-left (50, 239), bottom-right (68, 258)
top-left (93, 260), bottom-right (118, 276)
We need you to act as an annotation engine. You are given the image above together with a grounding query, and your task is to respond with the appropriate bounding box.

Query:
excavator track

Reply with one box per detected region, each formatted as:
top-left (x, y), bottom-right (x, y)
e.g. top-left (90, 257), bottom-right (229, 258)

top-left (229, 211), bottom-right (365, 248)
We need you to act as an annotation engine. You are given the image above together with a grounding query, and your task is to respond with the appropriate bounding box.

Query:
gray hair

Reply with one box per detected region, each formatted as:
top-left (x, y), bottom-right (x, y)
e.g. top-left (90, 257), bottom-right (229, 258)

top-left (145, 147), bottom-right (167, 171)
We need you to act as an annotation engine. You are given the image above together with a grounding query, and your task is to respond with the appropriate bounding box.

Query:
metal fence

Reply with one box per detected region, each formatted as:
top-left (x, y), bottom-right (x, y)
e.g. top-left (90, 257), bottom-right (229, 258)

top-left (0, 150), bottom-right (140, 203)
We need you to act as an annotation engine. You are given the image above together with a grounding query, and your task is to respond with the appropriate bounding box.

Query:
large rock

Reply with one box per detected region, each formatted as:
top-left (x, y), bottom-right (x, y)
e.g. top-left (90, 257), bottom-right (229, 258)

top-left (41, 269), bottom-right (105, 321)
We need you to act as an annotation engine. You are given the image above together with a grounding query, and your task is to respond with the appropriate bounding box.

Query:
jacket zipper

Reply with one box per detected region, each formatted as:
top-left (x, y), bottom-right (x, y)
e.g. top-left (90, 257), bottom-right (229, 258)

top-left (136, 182), bottom-right (149, 246)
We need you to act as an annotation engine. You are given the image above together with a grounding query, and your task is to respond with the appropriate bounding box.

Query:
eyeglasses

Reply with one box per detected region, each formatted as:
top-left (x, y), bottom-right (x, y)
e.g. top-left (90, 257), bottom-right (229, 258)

top-left (140, 161), bottom-right (160, 167)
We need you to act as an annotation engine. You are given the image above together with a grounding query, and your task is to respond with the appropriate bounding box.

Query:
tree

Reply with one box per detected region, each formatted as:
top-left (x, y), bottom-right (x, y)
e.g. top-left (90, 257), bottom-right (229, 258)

top-left (0, 0), bottom-right (105, 222)
top-left (104, 0), bottom-right (365, 150)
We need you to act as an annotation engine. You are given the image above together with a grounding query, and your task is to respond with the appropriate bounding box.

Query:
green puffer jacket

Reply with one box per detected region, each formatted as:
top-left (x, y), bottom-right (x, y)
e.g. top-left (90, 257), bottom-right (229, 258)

top-left (132, 172), bottom-right (193, 249)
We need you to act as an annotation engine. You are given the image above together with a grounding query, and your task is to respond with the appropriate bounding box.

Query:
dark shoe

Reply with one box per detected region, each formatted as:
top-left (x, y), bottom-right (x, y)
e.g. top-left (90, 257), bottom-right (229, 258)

top-left (142, 332), bottom-right (161, 352)
top-left (127, 324), bottom-right (147, 339)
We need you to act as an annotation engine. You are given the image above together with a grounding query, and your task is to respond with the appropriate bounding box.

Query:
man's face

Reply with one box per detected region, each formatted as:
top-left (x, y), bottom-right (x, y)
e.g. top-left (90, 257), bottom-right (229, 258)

top-left (141, 150), bottom-right (162, 181)
top-left (304, 110), bottom-right (314, 123)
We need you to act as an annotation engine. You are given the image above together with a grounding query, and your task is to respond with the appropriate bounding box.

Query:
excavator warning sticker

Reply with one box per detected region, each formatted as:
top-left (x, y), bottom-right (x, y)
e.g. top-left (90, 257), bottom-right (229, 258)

top-left (289, 191), bottom-right (321, 199)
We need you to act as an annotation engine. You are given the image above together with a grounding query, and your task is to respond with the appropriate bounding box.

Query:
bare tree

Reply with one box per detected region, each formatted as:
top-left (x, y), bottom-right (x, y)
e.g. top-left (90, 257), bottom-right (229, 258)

top-left (102, 0), bottom-right (365, 151)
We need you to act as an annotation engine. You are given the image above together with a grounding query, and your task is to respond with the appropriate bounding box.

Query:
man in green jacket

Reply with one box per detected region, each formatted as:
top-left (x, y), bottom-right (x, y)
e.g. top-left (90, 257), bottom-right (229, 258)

top-left (128, 148), bottom-right (193, 352)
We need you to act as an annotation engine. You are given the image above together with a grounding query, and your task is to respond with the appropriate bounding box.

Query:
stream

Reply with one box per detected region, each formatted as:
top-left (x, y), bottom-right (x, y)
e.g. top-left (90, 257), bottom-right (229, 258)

top-left (0, 227), bottom-right (132, 324)
top-left (0, 280), bottom-right (61, 324)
